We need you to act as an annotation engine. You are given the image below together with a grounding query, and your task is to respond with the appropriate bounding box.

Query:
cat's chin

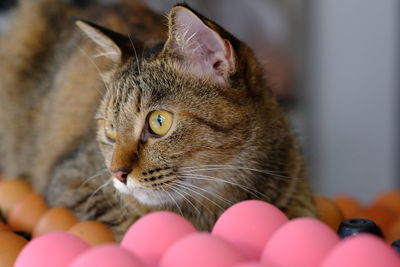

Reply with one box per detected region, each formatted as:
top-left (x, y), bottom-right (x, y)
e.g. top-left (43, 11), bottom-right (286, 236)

top-left (112, 177), bottom-right (178, 207)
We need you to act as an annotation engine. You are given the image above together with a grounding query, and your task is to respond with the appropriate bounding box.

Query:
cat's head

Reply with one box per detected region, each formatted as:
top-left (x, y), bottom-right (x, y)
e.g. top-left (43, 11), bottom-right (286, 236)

top-left (77, 5), bottom-right (281, 207)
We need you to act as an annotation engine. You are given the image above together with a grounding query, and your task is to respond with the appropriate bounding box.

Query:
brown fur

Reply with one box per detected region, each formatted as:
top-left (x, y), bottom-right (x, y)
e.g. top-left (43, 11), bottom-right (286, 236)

top-left (0, 0), bottom-right (316, 239)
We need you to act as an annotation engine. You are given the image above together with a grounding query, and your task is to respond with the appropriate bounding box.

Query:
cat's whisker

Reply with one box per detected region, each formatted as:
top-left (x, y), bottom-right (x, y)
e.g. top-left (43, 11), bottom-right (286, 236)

top-left (174, 180), bottom-right (225, 211)
top-left (173, 182), bottom-right (214, 214)
top-left (168, 185), bottom-right (201, 216)
top-left (163, 188), bottom-right (183, 217)
top-left (115, 193), bottom-right (130, 221)
top-left (79, 168), bottom-right (109, 188)
top-left (92, 51), bottom-right (119, 58)
top-left (84, 179), bottom-right (112, 212)
top-left (182, 168), bottom-right (291, 180)
top-left (178, 174), bottom-right (265, 199)
top-left (180, 165), bottom-right (292, 180)
top-left (179, 181), bottom-right (233, 206)
top-left (128, 33), bottom-right (141, 75)
top-left (76, 46), bottom-right (108, 96)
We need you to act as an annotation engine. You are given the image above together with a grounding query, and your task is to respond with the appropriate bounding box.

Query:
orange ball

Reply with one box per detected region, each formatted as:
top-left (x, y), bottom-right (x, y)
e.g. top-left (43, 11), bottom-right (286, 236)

top-left (388, 216), bottom-right (400, 243)
top-left (333, 195), bottom-right (363, 219)
top-left (68, 221), bottom-right (115, 246)
top-left (0, 220), bottom-right (11, 232)
top-left (314, 195), bottom-right (345, 231)
top-left (0, 231), bottom-right (28, 267)
top-left (374, 190), bottom-right (400, 217)
top-left (0, 179), bottom-right (33, 217)
top-left (33, 207), bottom-right (79, 237)
top-left (357, 204), bottom-right (397, 238)
top-left (8, 193), bottom-right (48, 233)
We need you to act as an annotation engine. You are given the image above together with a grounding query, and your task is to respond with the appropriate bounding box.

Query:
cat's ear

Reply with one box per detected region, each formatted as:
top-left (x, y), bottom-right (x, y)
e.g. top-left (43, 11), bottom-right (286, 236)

top-left (163, 5), bottom-right (236, 86)
top-left (76, 20), bottom-right (138, 63)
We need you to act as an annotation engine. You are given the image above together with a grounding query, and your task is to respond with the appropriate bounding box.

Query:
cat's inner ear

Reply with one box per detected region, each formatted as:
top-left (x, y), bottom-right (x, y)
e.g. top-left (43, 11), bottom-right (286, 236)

top-left (164, 6), bottom-right (236, 86)
top-left (76, 20), bottom-right (131, 62)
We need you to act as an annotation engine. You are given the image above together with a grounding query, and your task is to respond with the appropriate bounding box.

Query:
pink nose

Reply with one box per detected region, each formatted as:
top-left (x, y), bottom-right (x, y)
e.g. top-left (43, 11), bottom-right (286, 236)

top-left (111, 168), bottom-right (131, 184)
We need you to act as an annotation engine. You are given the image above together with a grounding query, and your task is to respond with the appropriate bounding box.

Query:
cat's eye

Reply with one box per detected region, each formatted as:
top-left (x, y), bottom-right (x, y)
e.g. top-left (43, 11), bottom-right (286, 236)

top-left (105, 123), bottom-right (117, 142)
top-left (148, 110), bottom-right (173, 136)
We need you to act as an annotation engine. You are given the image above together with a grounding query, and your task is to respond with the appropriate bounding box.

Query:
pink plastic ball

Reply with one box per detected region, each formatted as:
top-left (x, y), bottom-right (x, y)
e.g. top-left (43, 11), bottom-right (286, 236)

top-left (262, 217), bottom-right (340, 267)
top-left (212, 200), bottom-right (288, 260)
top-left (321, 234), bottom-right (400, 267)
top-left (14, 232), bottom-right (90, 267)
top-left (159, 232), bottom-right (245, 267)
top-left (120, 211), bottom-right (196, 267)
top-left (69, 244), bottom-right (145, 267)
top-left (233, 262), bottom-right (274, 267)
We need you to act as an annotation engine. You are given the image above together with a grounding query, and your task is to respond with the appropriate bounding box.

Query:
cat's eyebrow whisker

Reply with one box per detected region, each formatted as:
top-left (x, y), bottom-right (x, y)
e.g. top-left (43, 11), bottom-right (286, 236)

top-left (179, 174), bottom-right (265, 199)
top-left (167, 185), bottom-right (201, 216)
top-left (128, 33), bottom-right (141, 75)
top-left (174, 180), bottom-right (225, 211)
top-left (77, 46), bottom-right (107, 96)
top-left (94, 117), bottom-right (106, 121)
top-left (92, 51), bottom-right (119, 58)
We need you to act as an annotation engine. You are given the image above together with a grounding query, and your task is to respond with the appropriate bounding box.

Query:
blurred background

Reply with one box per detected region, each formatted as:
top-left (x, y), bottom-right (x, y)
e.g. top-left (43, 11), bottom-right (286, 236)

top-left (0, 0), bottom-right (398, 203)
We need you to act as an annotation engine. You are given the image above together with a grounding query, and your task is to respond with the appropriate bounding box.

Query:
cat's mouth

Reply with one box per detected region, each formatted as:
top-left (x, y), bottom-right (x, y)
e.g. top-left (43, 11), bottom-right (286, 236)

top-left (111, 167), bottom-right (184, 206)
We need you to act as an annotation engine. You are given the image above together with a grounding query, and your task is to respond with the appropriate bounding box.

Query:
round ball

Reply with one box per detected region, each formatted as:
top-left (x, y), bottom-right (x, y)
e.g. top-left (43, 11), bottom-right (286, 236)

top-left (0, 231), bottom-right (28, 267)
top-left (0, 179), bottom-right (32, 217)
top-left (14, 232), bottom-right (90, 267)
top-left (337, 218), bottom-right (383, 239)
top-left (8, 193), bottom-right (48, 233)
top-left (121, 211), bottom-right (196, 267)
top-left (374, 190), bottom-right (400, 216)
top-left (333, 195), bottom-right (362, 219)
top-left (69, 244), bottom-right (145, 267)
top-left (357, 204), bottom-right (397, 237)
top-left (391, 240), bottom-right (400, 254)
top-left (212, 200), bottom-right (288, 260)
top-left (321, 234), bottom-right (400, 267)
top-left (314, 195), bottom-right (345, 231)
top-left (68, 221), bottom-right (115, 246)
top-left (33, 207), bottom-right (79, 237)
top-left (160, 232), bottom-right (245, 267)
top-left (262, 217), bottom-right (340, 267)
top-left (0, 220), bottom-right (11, 232)
top-left (388, 216), bottom-right (400, 243)
top-left (233, 262), bottom-right (273, 267)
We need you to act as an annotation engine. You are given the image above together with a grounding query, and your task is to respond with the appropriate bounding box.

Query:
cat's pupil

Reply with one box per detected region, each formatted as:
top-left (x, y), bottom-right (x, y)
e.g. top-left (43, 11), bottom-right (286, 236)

top-left (157, 115), bottom-right (163, 126)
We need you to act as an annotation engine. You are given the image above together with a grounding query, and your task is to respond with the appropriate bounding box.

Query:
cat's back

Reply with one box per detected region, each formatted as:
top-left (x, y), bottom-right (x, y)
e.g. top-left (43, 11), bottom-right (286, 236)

top-left (0, 0), bottom-right (166, 190)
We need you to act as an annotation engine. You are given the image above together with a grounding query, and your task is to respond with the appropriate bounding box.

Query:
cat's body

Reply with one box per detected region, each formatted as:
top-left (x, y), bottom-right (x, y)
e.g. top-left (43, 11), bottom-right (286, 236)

top-left (0, 0), bottom-right (316, 239)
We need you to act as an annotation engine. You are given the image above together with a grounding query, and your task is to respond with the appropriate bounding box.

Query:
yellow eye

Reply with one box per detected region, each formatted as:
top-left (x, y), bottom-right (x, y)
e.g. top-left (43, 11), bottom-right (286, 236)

top-left (148, 110), bottom-right (173, 136)
top-left (105, 123), bottom-right (116, 142)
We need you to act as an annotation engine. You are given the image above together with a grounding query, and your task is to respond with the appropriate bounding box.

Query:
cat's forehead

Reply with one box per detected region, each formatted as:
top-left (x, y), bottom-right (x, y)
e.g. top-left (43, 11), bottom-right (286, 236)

top-left (104, 59), bottom-right (200, 120)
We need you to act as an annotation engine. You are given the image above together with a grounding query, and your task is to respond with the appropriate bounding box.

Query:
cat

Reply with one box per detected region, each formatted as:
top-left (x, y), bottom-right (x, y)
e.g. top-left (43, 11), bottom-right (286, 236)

top-left (0, 0), bottom-right (316, 239)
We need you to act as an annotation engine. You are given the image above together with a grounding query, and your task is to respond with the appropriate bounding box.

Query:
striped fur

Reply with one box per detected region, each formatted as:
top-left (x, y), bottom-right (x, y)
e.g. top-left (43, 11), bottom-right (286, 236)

top-left (0, 0), bottom-right (316, 240)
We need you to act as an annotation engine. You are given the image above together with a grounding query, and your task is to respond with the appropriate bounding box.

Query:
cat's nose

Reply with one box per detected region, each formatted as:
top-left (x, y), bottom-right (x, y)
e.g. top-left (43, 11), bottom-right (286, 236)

top-left (111, 168), bottom-right (131, 184)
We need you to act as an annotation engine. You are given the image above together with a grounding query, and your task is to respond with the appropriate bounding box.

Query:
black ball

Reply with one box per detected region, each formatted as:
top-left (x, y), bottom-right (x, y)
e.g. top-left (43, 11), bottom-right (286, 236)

top-left (0, 0), bottom-right (17, 11)
top-left (392, 240), bottom-right (400, 255)
top-left (337, 218), bottom-right (384, 239)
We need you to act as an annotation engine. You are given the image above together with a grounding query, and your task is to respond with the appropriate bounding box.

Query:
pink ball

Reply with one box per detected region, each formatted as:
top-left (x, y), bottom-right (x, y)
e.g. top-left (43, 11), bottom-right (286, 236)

top-left (121, 211), bottom-right (196, 267)
top-left (14, 232), bottom-right (90, 267)
top-left (262, 217), bottom-right (340, 267)
top-left (233, 262), bottom-right (275, 267)
top-left (321, 234), bottom-right (400, 267)
top-left (212, 200), bottom-right (288, 260)
top-left (159, 232), bottom-right (245, 267)
top-left (69, 244), bottom-right (144, 267)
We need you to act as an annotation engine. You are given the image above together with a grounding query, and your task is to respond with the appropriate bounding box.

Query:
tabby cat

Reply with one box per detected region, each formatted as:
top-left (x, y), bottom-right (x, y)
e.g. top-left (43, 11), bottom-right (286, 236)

top-left (0, 0), bottom-right (316, 239)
